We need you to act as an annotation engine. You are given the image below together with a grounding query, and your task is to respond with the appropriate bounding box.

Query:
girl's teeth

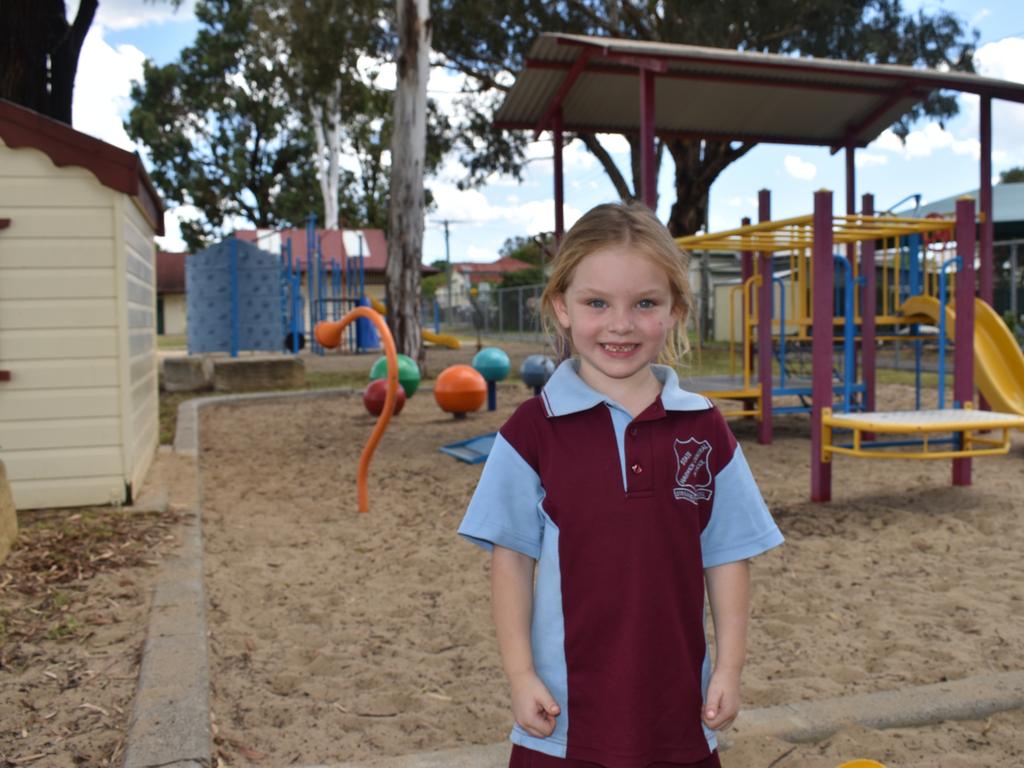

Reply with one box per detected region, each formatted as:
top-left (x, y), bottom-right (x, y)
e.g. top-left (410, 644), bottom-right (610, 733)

top-left (603, 344), bottom-right (635, 352)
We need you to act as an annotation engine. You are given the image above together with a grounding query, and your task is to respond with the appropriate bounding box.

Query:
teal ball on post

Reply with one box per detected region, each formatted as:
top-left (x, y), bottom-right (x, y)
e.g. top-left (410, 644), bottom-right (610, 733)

top-left (472, 347), bottom-right (510, 411)
top-left (520, 354), bottom-right (555, 395)
top-left (370, 353), bottom-right (421, 398)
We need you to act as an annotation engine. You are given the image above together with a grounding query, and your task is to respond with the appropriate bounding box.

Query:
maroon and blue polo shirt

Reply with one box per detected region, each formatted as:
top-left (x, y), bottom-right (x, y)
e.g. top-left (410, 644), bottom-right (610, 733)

top-left (458, 361), bottom-right (783, 767)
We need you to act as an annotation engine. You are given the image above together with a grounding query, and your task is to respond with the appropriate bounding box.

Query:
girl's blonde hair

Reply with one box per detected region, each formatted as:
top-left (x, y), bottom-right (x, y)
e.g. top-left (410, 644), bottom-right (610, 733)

top-left (540, 201), bottom-right (694, 368)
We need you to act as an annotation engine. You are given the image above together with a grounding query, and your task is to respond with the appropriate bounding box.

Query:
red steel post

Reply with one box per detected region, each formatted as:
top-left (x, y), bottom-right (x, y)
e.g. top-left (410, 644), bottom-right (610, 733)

top-left (952, 197), bottom-right (976, 486)
top-left (811, 190), bottom-right (834, 502)
top-left (757, 190), bottom-right (773, 444)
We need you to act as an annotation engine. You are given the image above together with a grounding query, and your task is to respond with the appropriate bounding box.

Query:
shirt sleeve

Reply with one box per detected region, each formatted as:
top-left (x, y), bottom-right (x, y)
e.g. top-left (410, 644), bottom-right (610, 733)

top-left (457, 432), bottom-right (545, 560)
top-left (701, 441), bottom-right (783, 568)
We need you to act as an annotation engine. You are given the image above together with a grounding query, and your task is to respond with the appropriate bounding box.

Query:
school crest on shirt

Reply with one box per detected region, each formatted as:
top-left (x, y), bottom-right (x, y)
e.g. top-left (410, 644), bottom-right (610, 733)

top-left (673, 438), bottom-right (713, 503)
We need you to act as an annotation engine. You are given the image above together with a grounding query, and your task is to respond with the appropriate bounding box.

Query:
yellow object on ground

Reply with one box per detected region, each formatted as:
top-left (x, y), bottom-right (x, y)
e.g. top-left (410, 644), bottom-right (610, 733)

top-left (369, 296), bottom-right (461, 349)
top-left (822, 405), bottom-right (1024, 461)
top-left (836, 761), bottom-right (887, 768)
top-left (900, 295), bottom-right (1024, 417)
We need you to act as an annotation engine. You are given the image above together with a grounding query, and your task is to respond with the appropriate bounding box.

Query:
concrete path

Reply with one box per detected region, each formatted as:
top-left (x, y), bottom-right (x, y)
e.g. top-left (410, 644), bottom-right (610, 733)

top-left (122, 390), bottom-right (1024, 768)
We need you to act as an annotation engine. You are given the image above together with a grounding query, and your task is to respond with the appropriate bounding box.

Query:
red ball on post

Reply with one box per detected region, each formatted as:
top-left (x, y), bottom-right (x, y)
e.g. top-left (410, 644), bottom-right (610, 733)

top-left (363, 378), bottom-right (406, 416)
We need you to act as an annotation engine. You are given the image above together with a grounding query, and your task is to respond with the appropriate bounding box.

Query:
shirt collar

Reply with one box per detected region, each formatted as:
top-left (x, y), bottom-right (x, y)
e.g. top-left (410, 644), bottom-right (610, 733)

top-left (540, 359), bottom-right (711, 417)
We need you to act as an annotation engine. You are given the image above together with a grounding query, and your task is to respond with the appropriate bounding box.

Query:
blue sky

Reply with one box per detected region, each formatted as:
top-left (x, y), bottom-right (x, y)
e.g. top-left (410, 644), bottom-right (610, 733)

top-left (70, 0), bottom-right (1024, 263)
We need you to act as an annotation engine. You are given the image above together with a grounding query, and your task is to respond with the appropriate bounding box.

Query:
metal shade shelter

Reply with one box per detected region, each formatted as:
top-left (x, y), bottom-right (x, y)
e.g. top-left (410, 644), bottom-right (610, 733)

top-left (495, 33), bottom-right (1024, 302)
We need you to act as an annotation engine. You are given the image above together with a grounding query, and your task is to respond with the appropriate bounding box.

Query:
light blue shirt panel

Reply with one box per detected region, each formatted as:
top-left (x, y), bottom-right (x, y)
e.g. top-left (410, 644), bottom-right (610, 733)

top-left (701, 445), bottom-right (784, 568)
top-left (509, 511), bottom-right (570, 758)
top-left (457, 433), bottom-right (544, 559)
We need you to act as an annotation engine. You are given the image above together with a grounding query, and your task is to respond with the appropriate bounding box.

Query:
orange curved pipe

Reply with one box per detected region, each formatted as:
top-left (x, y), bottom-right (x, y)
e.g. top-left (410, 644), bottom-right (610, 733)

top-left (314, 308), bottom-right (399, 513)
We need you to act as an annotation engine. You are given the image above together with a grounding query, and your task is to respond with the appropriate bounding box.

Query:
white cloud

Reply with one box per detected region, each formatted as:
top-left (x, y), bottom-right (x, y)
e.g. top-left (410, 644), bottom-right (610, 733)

top-left (155, 204), bottom-right (201, 252)
top-left (72, 26), bottom-right (146, 150)
top-left (70, 0), bottom-right (197, 30)
top-left (872, 124), bottom-right (980, 160)
top-left (783, 155), bottom-right (817, 180)
top-left (464, 245), bottom-right (496, 263)
top-left (855, 152), bottom-right (888, 168)
top-left (975, 37), bottom-right (1024, 84)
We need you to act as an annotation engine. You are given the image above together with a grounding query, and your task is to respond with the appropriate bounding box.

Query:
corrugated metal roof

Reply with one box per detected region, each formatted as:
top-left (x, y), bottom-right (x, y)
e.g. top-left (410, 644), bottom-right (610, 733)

top-left (907, 183), bottom-right (1024, 223)
top-left (496, 34), bottom-right (1024, 147)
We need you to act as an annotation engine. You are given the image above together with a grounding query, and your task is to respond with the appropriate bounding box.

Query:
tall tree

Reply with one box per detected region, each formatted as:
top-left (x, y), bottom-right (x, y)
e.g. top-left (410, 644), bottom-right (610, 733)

top-left (0, 0), bottom-right (96, 124)
top-left (126, 0), bottom-right (325, 249)
top-left (386, 0), bottom-right (431, 362)
top-left (265, 0), bottom-right (387, 229)
top-left (433, 0), bottom-right (978, 235)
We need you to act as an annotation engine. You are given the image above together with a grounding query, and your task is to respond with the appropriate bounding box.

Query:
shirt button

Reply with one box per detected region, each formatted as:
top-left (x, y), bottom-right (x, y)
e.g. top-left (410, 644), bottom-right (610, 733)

top-left (631, 463), bottom-right (643, 474)
top-left (629, 427), bottom-right (638, 437)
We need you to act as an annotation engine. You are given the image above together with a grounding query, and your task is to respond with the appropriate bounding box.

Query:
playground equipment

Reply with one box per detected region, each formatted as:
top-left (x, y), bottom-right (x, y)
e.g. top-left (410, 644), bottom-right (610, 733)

top-left (836, 762), bottom-right (886, 768)
top-left (370, 353), bottom-right (421, 398)
top-left (521, 354), bottom-right (556, 395)
top-left (439, 432), bottom-right (498, 463)
top-left (367, 296), bottom-right (461, 350)
top-left (313, 308), bottom-right (398, 513)
top-left (363, 378), bottom-right (406, 416)
top-left (677, 191), bottom-right (1024, 501)
top-left (472, 347), bottom-right (510, 411)
top-left (435, 365), bottom-right (487, 418)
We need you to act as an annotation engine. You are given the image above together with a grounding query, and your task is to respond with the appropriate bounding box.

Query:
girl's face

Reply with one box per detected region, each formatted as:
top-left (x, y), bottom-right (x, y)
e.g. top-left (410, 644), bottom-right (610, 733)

top-left (552, 244), bottom-right (680, 396)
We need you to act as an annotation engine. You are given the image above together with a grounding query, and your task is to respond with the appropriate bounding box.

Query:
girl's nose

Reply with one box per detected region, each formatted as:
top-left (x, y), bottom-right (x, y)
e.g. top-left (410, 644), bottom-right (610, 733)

top-left (608, 308), bottom-right (634, 333)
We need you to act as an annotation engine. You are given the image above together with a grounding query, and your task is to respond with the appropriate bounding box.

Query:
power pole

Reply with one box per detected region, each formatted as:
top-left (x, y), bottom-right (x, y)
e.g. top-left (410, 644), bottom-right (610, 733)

top-left (443, 219), bottom-right (452, 322)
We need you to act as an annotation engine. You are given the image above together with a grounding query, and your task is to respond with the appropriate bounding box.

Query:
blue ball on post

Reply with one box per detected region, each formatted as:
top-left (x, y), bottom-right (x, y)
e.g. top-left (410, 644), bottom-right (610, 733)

top-left (520, 354), bottom-right (555, 396)
top-left (472, 347), bottom-right (510, 411)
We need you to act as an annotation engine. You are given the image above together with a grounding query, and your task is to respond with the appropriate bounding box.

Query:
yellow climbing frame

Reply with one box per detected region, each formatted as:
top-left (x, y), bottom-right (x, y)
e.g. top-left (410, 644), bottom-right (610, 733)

top-left (821, 403), bottom-right (1024, 461)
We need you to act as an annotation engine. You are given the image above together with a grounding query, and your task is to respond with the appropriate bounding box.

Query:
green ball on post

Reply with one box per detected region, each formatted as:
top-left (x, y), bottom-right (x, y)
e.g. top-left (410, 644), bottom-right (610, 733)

top-left (370, 353), bottom-right (421, 398)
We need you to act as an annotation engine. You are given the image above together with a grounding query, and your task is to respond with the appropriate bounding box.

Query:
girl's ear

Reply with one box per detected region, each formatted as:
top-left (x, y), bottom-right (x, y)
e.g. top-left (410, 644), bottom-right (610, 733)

top-left (552, 292), bottom-right (572, 329)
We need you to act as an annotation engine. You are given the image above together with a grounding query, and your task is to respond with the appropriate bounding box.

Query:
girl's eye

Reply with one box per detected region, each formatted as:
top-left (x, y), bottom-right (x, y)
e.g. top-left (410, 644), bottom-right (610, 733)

top-left (636, 298), bottom-right (656, 309)
top-left (585, 299), bottom-right (607, 309)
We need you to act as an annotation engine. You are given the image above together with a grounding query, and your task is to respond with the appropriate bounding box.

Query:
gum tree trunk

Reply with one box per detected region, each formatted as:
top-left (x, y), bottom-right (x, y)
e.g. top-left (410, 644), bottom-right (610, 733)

top-left (385, 0), bottom-right (430, 364)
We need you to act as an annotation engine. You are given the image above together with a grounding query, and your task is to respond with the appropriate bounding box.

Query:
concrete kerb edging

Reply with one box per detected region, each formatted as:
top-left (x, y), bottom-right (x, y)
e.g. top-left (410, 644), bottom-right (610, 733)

top-left (315, 671), bottom-right (1024, 768)
top-left (131, 388), bottom-right (1024, 768)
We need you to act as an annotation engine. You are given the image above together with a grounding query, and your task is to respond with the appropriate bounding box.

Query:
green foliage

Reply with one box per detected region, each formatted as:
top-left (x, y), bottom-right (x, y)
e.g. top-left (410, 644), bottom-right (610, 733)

top-left (500, 267), bottom-right (544, 288)
top-left (126, 1), bottom-right (322, 250)
top-left (432, 0), bottom-right (978, 233)
top-left (127, 0), bottom-right (450, 249)
top-left (421, 271), bottom-right (447, 300)
top-left (499, 233), bottom-right (555, 266)
top-left (999, 167), bottom-right (1024, 184)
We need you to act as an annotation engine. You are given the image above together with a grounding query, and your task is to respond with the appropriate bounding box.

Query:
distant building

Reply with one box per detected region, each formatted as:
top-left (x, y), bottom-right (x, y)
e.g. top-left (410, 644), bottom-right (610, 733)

top-left (156, 250), bottom-right (187, 335)
top-left (437, 257), bottom-right (536, 309)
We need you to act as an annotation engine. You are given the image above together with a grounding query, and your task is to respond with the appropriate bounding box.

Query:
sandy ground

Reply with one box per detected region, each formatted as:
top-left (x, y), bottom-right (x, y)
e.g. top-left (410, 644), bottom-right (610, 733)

top-left (198, 344), bottom-right (1024, 767)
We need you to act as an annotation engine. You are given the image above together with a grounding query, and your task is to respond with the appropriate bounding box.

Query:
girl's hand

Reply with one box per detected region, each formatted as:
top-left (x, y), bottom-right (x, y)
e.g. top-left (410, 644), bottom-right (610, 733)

top-left (509, 671), bottom-right (561, 738)
top-left (702, 667), bottom-right (741, 731)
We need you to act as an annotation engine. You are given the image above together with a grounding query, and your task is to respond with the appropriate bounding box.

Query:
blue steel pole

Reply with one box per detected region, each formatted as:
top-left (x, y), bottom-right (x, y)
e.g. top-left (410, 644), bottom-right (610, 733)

top-left (229, 237), bottom-right (239, 358)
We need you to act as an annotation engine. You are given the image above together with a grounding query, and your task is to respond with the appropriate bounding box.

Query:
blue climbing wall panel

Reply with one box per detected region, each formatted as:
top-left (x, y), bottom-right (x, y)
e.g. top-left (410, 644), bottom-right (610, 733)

top-left (186, 239), bottom-right (282, 354)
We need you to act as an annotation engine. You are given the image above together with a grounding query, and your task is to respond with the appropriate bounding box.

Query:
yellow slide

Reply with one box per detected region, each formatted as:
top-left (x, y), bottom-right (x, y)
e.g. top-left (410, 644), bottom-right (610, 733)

top-left (901, 294), bottom-right (1024, 416)
top-left (368, 297), bottom-right (461, 349)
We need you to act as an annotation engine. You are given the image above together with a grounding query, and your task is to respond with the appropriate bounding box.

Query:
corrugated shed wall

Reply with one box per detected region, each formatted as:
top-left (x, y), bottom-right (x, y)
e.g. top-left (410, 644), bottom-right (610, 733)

top-left (0, 138), bottom-right (157, 509)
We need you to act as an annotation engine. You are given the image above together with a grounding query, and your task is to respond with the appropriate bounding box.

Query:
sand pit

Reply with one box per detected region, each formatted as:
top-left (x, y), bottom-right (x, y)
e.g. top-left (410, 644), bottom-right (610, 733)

top-left (197, 375), bottom-right (1024, 767)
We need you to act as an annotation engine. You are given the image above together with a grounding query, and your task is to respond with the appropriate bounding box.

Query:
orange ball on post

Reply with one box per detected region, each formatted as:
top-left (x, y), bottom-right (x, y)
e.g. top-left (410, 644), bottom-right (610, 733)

top-left (434, 364), bottom-right (487, 418)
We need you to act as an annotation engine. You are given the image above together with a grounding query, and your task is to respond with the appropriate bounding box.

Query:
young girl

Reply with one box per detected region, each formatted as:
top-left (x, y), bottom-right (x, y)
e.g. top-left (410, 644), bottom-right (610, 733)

top-left (458, 201), bottom-right (783, 768)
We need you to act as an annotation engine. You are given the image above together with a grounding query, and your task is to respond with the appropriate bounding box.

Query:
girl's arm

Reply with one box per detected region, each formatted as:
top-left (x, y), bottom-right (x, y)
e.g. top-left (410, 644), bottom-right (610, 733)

top-left (491, 545), bottom-right (561, 738)
top-left (702, 559), bottom-right (751, 730)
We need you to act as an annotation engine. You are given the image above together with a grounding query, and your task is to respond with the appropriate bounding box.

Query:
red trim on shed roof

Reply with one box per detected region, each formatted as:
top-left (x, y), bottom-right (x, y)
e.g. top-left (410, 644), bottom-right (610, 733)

top-left (0, 99), bottom-right (165, 235)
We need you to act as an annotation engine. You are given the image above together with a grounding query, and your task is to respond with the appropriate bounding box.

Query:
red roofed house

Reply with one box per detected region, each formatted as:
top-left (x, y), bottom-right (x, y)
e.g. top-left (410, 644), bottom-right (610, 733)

top-left (0, 98), bottom-right (164, 509)
top-left (156, 250), bottom-right (187, 335)
top-left (234, 227), bottom-right (437, 336)
top-left (439, 257), bottom-right (536, 309)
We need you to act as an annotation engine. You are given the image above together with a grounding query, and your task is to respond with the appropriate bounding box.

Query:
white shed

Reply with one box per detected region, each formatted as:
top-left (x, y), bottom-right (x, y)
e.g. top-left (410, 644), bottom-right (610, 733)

top-left (0, 99), bottom-right (164, 510)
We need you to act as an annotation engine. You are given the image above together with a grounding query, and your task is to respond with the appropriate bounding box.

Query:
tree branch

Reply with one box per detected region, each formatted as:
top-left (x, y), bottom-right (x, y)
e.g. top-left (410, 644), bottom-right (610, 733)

top-left (578, 132), bottom-right (633, 200)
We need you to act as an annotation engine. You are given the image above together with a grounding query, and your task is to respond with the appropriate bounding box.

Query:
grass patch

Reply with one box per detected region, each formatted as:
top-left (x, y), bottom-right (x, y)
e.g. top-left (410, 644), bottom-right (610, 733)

top-left (157, 334), bottom-right (187, 350)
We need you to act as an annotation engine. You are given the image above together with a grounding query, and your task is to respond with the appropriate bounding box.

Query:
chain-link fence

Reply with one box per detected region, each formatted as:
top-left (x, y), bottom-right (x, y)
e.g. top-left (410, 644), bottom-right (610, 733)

top-left (421, 283), bottom-right (548, 343)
